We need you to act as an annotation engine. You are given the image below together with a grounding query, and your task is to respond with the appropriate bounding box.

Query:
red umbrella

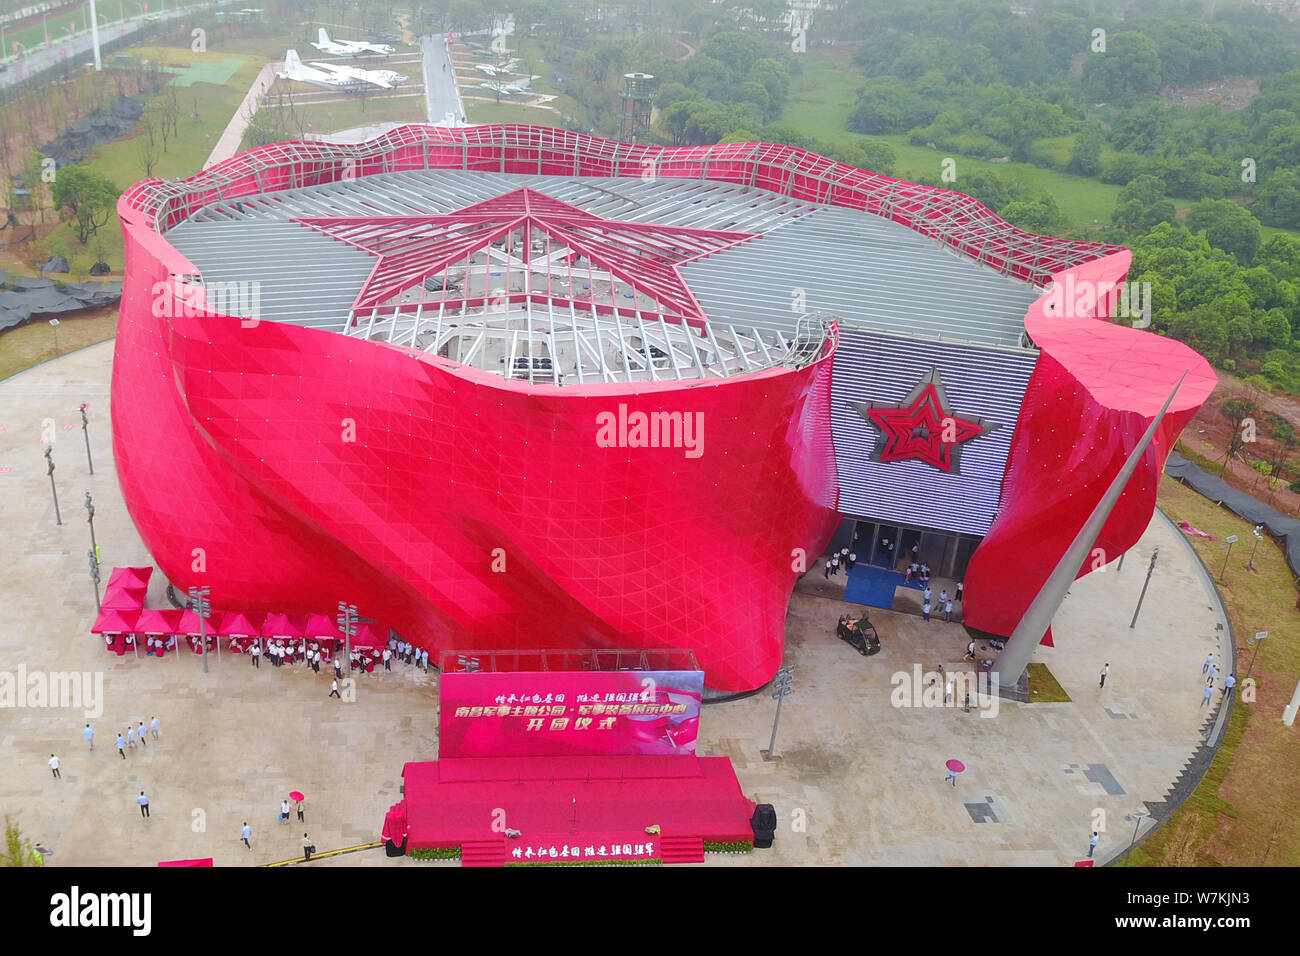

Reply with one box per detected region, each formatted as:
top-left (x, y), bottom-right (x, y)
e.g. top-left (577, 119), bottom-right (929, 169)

top-left (176, 608), bottom-right (218, 636)
top-left (349, 622), bottom-right (388, 649)
top-left (945, 759), bottom-right (966, 773)
top-left (218, 611), bottom-right (263, 637)
top-left (261, 612), bottom-right (305, 638)
top-left (136, 608), bottom-right (183, 634)
top-left (303, 613), bottom-right (343, 640)
top-left (289, 791), bottom-right (305, 802)
top-left (107, 566), bottom-right (153, 590)
top-left (91, 608), bottom-right (140, 634)
top-left (101, 586), bottom-right (146, 611)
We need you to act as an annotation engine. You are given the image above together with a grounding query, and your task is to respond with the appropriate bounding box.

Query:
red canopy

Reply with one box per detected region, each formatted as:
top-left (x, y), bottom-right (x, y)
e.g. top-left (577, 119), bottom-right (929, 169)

top-left (303, 613), bottom-right (343, 640)
top-left (261, 612), bottom-right (305, 638)
top-left (157, 858), bottom-right (213, 867)
top-left (350, 622), bottom-right (389, 649)
top-left (107, 566), bottom-right (153, 590)
top-left (136, 608), bottom-right (184, 634)
top-left (91, 608), bottom-right (140, 633)
top-left (218, 611), bottom-right (263, 637)
top-left (175, 608), bottom-right (218, 635)
top-left (101, 586), bottom-right (146, 611)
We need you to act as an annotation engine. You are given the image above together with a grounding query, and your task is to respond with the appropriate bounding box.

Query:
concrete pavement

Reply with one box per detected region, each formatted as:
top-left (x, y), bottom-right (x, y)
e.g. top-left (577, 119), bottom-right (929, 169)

top-left (0, 339), bottom-right (1230, 867)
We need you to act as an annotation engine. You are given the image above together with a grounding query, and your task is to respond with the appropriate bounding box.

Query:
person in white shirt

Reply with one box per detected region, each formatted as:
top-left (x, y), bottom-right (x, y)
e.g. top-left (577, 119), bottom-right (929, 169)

top-left (280, 800), bottom-right (291, 824)
top-left (251, 641), bottom-right (261, 668)
top-left (49, 754), bottom-right (60, 778)
top-left (944, 600), bottom-right (954, 622)
top-left (420, 648), bottom-right (429, 671)
top-left (382, 647), bottom-right (392, 671)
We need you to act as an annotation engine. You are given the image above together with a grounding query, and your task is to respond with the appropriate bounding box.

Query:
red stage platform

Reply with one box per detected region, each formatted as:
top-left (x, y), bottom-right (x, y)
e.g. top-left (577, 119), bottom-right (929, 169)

top-left (384, 755), bottom-right (756, 866)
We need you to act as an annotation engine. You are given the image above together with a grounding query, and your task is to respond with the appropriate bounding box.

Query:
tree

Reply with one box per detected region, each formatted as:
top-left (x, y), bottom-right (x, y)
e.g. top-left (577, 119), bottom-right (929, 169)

top-left (52, 166), bottom-right (119, 244)
top-left (1067, 124), bottom-right (1103, 177)
top-left (1186, 199), bottom-right (1262, 264)
top-left (136, 114), bottom-right (160, 179)
top-left (1081, 32), bottom-right (1162, 102)
top-left (1220, 397), bottom-right (1256, 475)
top-left (1265, 415), bottom-right (1298, 488)
top-left (1254, 169), bottom-right (1300, 230)
top-left (999, 199), bottom-right (1062, 235)
top-left (2, 816), bottom-right (35, 867)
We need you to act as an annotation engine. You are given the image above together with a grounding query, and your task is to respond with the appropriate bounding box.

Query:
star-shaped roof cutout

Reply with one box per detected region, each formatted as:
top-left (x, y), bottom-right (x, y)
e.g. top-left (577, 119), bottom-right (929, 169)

top-left (848, 370), bottom-right (995, 474)
top-left (294, 187), bottom-right (760, 322)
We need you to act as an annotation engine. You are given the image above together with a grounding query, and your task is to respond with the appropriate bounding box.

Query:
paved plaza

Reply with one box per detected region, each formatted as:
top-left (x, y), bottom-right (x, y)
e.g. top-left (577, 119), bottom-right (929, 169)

top-left (0, 341), bottom-right (1231, 866)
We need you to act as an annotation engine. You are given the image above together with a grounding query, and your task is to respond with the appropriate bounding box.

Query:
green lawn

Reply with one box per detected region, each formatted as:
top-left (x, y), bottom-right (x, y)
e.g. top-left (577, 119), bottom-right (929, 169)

top-left (776, 52), bottom-right (1300, 239)
top-left (466, 99), bottom-right (566, 127)
top-left (778, 55), bottom-right (864, 142)
top-left (1125, 476), bottom-right (1300, 867)
top-left (35, 47), bottom-right (263, 278)
top-left (282, 92), bottom-right (430, 138)
top-left (779, 55), bottom-right (1126, 228)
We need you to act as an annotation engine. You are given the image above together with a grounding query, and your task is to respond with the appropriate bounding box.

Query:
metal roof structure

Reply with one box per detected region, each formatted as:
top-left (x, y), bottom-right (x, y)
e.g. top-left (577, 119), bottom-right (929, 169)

top-left (138, 126), bottom-right (1125, 384)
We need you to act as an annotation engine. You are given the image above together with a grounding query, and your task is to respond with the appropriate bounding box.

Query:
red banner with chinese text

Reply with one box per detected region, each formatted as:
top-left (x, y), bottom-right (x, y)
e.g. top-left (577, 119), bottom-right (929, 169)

top-left (439, 670), bottom-right (704, 757)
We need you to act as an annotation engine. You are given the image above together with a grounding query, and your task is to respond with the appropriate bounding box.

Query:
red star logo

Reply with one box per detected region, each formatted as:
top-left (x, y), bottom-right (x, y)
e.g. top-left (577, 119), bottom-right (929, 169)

top-left (294, 187), bottom-right (758, 322)
top-left (850, 372), bottom-right (992, 474)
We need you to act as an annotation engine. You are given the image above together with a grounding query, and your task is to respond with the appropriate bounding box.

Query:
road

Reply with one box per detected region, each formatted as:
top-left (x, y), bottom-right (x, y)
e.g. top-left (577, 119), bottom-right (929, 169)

top-left (0, 1), bottom-right (242, 92)
top-left (420, 32), bottom-right (463, 125)
top-left (203, 60), bottom-right (277, 170)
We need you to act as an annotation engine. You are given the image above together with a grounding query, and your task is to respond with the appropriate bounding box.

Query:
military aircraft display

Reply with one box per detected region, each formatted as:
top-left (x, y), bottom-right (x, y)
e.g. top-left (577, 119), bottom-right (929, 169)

top-left (310, 28), bottom-right (395, 57)
top-left (278, 50), bottom-right (405, 92)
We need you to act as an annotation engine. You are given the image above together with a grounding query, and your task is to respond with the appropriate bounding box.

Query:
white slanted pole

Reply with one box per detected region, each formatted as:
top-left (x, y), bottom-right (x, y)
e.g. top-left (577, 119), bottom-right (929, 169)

top-left (995, 372), bottom-right (1187, 696)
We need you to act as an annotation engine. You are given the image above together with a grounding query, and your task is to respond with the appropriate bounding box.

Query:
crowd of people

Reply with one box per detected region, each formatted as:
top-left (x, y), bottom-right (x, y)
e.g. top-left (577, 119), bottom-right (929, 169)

top-left (104, 628), bottom-right (440, 681)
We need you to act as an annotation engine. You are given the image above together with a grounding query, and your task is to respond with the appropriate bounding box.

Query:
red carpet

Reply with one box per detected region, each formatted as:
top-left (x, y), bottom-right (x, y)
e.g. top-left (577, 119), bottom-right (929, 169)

top-left (386, 755), bottom-right (755, 865)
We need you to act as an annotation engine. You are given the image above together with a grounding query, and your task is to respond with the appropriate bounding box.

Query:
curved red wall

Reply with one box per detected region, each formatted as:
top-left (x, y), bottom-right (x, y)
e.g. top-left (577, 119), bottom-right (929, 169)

top-left (113, 127), bottom-right (1213, 683)
top-left (962, 255), bottom-right (1217, 642)
top-left (112, 208), bottom-right (839, 692)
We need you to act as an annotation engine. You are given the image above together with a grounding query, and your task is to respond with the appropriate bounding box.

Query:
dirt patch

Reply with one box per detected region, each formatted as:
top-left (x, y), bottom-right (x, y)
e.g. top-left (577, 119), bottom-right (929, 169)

top-left (1183, 373), bottom-right (1300, 517)
top-left (0, 304), bottom-right (117, 382)
top-left (1160, 75), bottom-right (1260, 110)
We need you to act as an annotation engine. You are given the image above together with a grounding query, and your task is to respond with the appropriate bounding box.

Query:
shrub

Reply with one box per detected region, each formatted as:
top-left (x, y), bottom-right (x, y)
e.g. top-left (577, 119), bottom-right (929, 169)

top-left (409, 846), bottom-right (460, 860)
top-left (703, 840), bottom-right (754, 853)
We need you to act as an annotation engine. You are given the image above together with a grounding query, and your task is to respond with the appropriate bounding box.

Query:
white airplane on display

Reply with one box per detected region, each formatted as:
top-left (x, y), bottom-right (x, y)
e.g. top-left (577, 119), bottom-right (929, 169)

top-left (278, 51), bottom-right (403, 92)
top-left (474, 63), bottom-right (503, 76)
top-left (310, 28), bottom-right (394, 57)
top-left (311, 60), bottom-right (408, 89)
top-left (479, 80), bottom-right (528, 95)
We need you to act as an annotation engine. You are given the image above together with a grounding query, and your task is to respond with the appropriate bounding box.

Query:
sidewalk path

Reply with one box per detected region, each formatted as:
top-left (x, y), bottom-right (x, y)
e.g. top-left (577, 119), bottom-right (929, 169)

top-left (204, 61), bottom-right (277, 171)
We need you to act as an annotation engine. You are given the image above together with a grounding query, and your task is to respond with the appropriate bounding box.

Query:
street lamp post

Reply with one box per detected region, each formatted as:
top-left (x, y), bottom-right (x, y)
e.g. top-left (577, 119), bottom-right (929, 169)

top-left (88, 549), bottom-right (101, 610)
top-left (337, 602), bottom-right (357, 679)
top-left (79, 403), bottom-right (94, 474)
top-left (1219, 535), bottom-right (1238, 580)
top-left (85, 491), bottom-right (98, 563)
top-left (1245, 631), bottom-right (1268, 681)
top-left (764, 665), bottom-right (794, 760)
top-left (1124, 810), bottom-right (1150, 865)
top-left (189, 585), bottom-right (211, 673)
top-left (1128, 548), bottom-right (1159, 629)
top-left (44, 446), bottom-right (62, 525)
top-left (1246, 526), bottom-right (1263, 571)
